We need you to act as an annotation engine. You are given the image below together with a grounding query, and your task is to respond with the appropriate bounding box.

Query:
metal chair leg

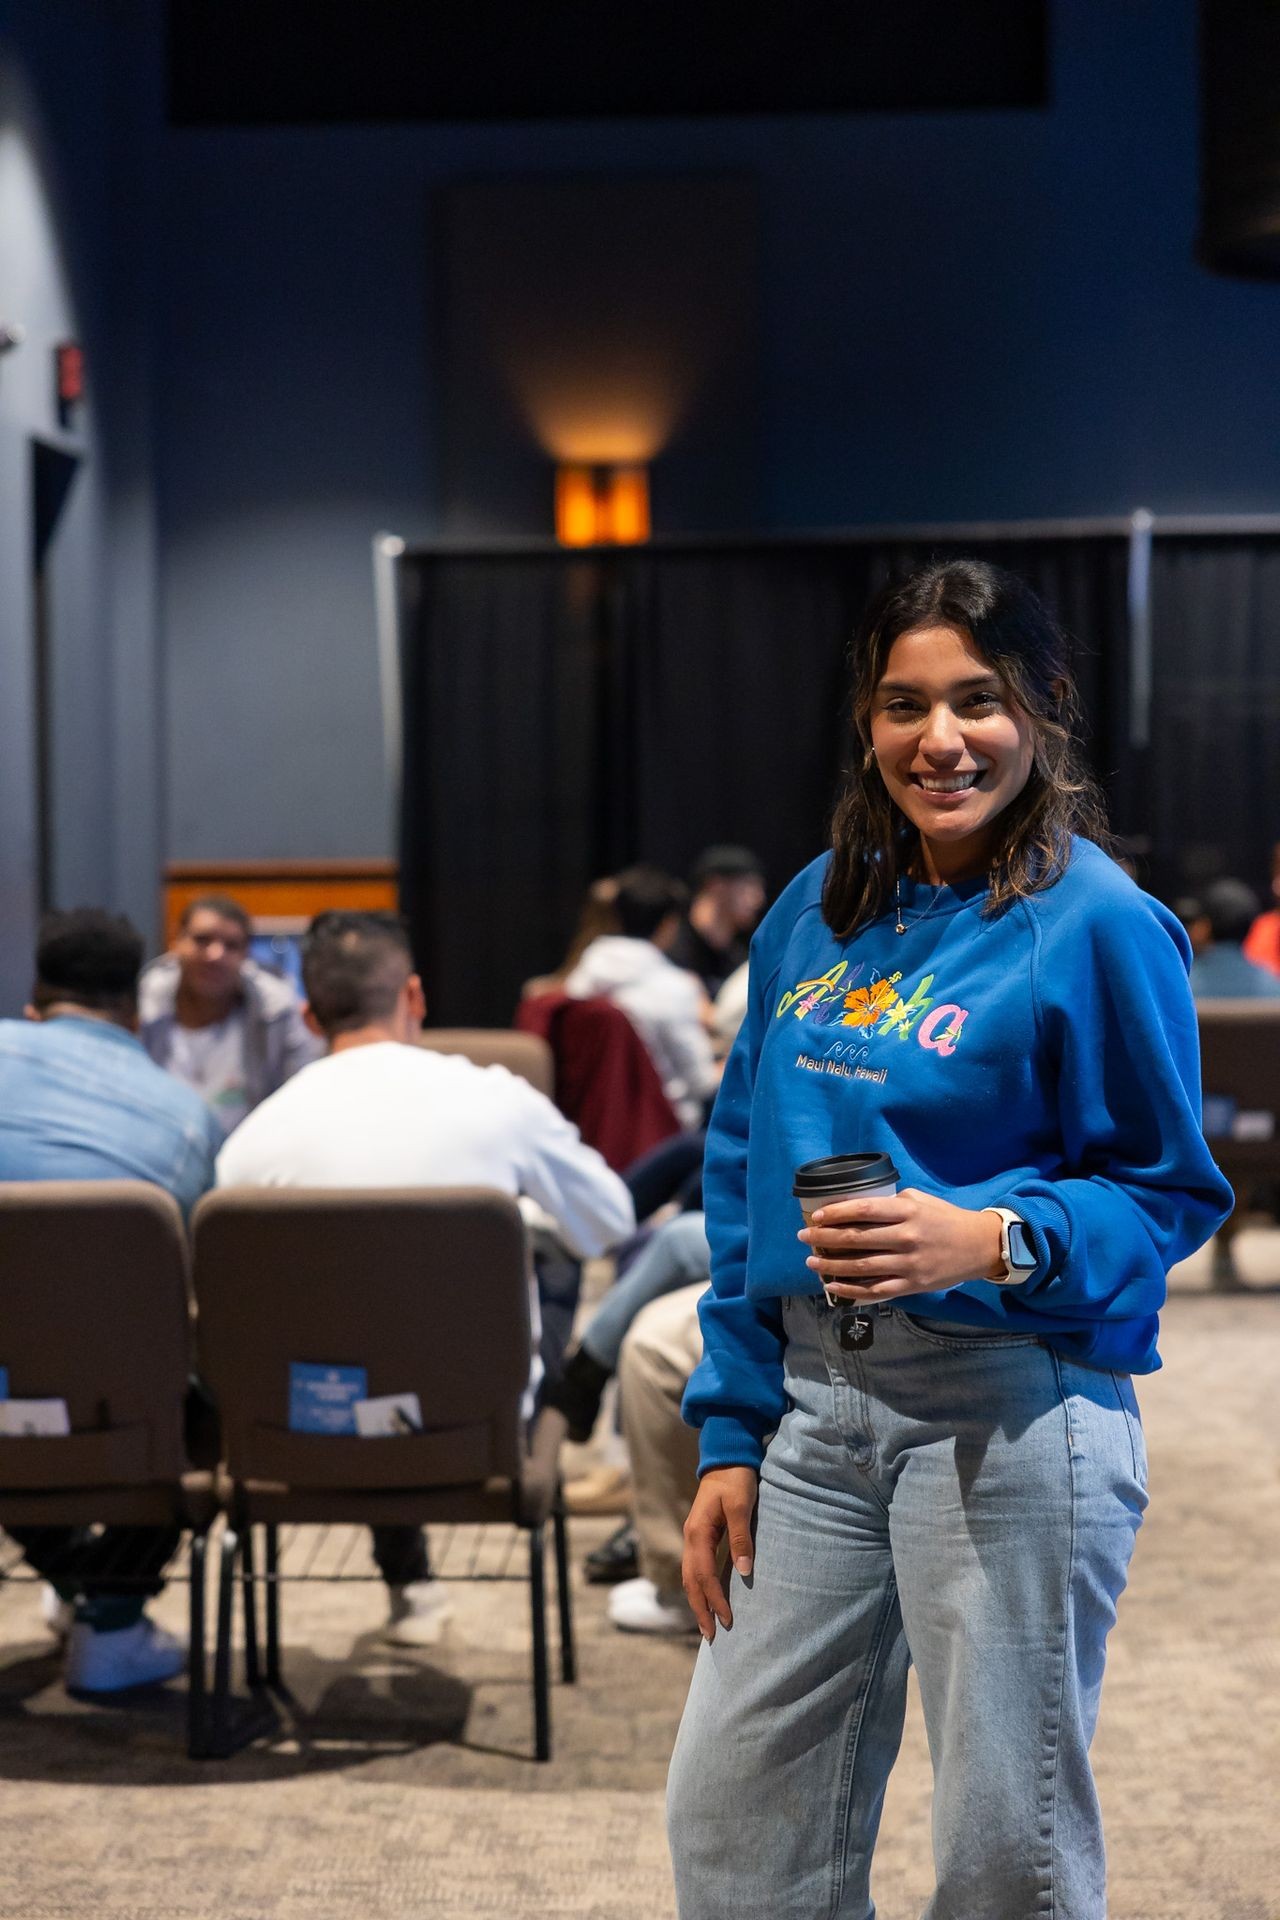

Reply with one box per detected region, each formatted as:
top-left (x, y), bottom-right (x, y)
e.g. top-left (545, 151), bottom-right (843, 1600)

top-left (529, 1523), bottom-right (550, 1762)
top-left (264, 1523), bottom-right (282, 1688)
top-left (552, 1503), bottom-right (576, 1685)
top-left (210, 1525), bottom-right (238, 1757)
top-left (187, 1529), bottom-right (209, 1759)
top-left (241, 1521), bottom-right (261, 1689)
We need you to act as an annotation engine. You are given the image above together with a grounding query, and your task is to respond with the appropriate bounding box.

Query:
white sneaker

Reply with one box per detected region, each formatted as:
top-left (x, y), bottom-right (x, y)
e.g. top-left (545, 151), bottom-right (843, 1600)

top-left (41, 1585), bottom-right (75, 1644)
top-left (64, 1616), bottom-right (187, 1693)
top-left (608, 1576), bottom-right (698, 1636)
top-left (382, 1580), bottom-right (454, 1647)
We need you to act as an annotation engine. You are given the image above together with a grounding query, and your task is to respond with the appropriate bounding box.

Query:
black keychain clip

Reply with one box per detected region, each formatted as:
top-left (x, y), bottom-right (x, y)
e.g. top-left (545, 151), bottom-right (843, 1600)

top-left (837, 1310), bottom-right (875, 1352)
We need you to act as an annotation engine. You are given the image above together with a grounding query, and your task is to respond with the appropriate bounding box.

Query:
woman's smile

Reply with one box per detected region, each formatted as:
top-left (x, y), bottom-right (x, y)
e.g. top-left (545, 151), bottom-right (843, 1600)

top-left (911, 769), bottom-right (986, 796)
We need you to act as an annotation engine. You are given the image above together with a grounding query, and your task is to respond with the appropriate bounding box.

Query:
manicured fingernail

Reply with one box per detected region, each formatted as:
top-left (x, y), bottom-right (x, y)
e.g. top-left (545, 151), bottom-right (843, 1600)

top-left (811, 1208), bottom-right (825, 1222)
top-left (734, 1556), bottom-right (753, 1575)
top-left (805, 1256), bottom-right (818, 1268)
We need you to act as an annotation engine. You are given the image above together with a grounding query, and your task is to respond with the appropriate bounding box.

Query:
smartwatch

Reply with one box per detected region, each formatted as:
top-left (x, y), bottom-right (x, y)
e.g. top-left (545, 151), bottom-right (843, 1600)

top-left (984, 1207), bottom-right (1037, 1286)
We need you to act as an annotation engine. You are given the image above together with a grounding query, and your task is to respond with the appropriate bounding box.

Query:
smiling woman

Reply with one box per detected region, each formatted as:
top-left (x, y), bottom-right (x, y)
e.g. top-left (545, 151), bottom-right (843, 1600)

top-left (665, 558), bottom-right (1232, 1920)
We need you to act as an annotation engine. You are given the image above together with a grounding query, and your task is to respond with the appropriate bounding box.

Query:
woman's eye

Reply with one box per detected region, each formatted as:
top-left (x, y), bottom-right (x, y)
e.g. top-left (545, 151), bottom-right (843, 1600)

top-left (965, 693), bottom-right (999, 710)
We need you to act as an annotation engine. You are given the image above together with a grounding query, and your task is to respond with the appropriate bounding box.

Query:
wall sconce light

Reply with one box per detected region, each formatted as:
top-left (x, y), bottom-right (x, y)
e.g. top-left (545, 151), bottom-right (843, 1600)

top-left (555, 464), bottom-right (651, 546)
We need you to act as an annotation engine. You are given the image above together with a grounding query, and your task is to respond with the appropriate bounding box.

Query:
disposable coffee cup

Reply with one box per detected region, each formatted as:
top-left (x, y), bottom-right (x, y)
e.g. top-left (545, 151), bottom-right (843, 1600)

top-left (793, 1153), bottom-right (900, 1305)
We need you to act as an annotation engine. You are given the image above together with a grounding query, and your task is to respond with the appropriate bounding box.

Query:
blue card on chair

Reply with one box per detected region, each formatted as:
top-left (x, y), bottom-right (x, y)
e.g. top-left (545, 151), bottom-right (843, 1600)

top-left (289, 1362), bottom-right (367, 1434)
top-left (0, 1368), bottom-right (8, 1400)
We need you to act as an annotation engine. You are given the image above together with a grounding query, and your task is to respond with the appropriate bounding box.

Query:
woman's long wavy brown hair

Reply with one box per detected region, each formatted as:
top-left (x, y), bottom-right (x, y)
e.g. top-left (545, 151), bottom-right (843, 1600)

top-left (822, 559), bottom-right (1113, 939)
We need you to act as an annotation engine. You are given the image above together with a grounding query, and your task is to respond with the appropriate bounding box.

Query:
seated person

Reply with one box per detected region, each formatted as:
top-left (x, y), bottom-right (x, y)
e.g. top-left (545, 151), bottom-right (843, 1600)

top-left (0, 909), bottom-right (222, 1693)
top-left (666, 846), bottom-right (765, 996)
top-left (710, 959), bottom-right (751, 1060)
top-left (563, 866), bottom-right (720, 1128)
top-left (139, 893), bottom-right (322, 1137)
top-left (1243, 840), bottom-right (1280, 977)
top-left (521, 876), bottom-right (620, 1000)
top-left (1190, 878), bottom-right (1280, 1289)
top-left (609, 1283), bottom-right (705, 1636)
top-left (547, 1211), bottom-right (710, 1444)
top-left (216, 909), bottom-right (634, 1644)
top-left (1189, 880), bottom-right (1280, 1000)
top-left (1174, 896), bottom-right (1210, 958)
top-left (619, 957), bottom-right (755, 1223)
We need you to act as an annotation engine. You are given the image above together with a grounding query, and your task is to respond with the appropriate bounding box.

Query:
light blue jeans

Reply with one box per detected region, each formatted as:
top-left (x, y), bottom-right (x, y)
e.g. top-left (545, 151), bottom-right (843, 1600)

top-left (582, 1211), bottom-right (710, 1371)
top-left (667, 1296), bottom-right (1148, 1920)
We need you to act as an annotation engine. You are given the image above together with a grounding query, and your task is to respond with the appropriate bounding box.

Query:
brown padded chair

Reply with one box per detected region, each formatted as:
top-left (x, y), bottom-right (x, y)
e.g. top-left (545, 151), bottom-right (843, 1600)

top-left (1197, 1001), bottom-right (1280, 1199)
top-left (191, 1186), bottom-right (573, 1760)
top-left (0, 1181), bottom-right (218, 1755)
top-left (416, 1028), bottom-right (554, 1100)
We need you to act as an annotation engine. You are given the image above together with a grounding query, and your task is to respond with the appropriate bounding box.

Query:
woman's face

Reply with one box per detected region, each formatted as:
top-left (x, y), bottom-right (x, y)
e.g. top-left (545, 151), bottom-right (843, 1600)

top-left (869, 624), bottom-right (1035, 876)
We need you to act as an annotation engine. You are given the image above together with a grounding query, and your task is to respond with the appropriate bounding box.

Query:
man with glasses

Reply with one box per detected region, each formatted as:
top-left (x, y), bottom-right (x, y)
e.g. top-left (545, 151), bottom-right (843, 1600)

top-left (139, 894), bottom-right (321, 1137)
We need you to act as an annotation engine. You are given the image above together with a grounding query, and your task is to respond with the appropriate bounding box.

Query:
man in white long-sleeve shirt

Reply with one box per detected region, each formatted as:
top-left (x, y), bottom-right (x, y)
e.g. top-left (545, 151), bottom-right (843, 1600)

top-left (217, 910), bottom-right (634, 1644)
top-left (563, 866), bottom-right (721, 1127)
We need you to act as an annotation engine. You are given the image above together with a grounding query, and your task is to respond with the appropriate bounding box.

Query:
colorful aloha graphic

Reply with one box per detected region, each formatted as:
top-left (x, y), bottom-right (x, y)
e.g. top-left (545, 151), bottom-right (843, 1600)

top-left (775, 958), bottom-right (969, 1056)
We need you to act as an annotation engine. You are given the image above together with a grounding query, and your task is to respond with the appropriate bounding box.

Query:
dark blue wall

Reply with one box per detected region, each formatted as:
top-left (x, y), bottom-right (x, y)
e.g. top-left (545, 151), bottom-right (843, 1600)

top-left (5, 0), bottom-right (1280, 932)
top-left (152, 0), bottom-right (1280, 864)
top-left (0, 0), bottom-right (161, 1012)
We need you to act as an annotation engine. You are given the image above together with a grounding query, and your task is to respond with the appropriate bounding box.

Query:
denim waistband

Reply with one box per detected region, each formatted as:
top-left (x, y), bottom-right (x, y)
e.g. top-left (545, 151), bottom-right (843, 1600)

top-left (785, 1292), bottom-right (1001, 1335)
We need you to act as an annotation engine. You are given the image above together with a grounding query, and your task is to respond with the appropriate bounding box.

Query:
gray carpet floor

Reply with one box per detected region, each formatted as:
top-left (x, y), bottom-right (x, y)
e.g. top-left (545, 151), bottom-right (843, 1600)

top-left (0, 1235), bottom-right (1277, 1919)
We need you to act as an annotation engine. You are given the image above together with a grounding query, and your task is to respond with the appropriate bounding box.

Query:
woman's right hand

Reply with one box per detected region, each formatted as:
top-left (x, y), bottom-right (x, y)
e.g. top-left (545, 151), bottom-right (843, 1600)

top-left (682, 1465), bottom-right (759, 1641)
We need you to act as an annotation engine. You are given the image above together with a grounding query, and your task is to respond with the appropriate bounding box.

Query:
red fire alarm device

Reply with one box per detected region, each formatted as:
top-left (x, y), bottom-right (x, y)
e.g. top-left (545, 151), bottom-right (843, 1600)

top-left (55, 341), bottom-right (84, 408)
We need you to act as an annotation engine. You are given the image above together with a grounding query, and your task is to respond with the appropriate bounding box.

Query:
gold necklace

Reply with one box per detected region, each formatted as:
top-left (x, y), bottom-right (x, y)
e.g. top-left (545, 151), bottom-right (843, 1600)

top-left (895, 866), bottom-right (994, 933)
top-left (894, 871), bottom-right (946, 936)
top-left (901, 871), bottom-right (940, 936)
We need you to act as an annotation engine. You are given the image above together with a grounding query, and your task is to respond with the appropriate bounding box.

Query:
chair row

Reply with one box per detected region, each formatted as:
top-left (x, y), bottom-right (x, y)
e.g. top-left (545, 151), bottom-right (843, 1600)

top-left (0, 1178), bottom-right (572, 1762)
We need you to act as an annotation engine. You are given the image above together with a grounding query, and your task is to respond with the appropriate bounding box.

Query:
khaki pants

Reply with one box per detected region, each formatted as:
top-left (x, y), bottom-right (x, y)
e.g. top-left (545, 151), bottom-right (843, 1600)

top-left (617, 1282), bottom-right (704, 1593)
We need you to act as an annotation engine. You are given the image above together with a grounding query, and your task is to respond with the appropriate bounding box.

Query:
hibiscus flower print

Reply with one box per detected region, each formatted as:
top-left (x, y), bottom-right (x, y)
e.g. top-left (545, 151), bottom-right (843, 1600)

top-left (841, 978), bottom-right (904, 1029)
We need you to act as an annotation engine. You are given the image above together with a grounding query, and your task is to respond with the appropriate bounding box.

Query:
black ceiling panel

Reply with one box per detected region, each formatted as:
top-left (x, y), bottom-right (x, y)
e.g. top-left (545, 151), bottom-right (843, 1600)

top-left (167, 1), bottom-right (1048, 128)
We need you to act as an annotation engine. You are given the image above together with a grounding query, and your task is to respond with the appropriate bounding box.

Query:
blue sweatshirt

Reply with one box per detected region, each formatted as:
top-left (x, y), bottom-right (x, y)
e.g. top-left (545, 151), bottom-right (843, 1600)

top-left (685, 838), bottom-right (1233, 1473)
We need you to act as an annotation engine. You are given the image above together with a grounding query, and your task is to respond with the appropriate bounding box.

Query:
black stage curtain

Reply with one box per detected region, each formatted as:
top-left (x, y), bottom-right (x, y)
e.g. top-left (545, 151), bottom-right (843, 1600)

top-left (1143, 537), bottom-right (1280, 904)
top-left (399, 536), bottom-right (1131, 1026)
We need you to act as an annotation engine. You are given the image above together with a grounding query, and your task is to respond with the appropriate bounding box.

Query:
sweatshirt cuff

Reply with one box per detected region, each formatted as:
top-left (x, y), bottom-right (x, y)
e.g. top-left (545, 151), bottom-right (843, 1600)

top-left (696, 1413), bottom-right (769, 1477)
top-left (998, 1193), bottom-right (1066, 1293)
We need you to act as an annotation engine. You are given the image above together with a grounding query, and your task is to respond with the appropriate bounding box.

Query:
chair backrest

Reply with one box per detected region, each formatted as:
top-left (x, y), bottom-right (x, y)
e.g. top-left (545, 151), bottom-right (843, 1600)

top-left (192, 1187), bottom-right (531, 1492)
top-left (1196, 1003), bottom-right (1280, 1187)
top-left (517, 991), bottom-right (682, 1171)
top-left (1197, 1002), bottom-right (1280, 1114)
top-left (417, 1027), bottom-right (554, 1100)
top-left (0, 1181), bottom-right (190, 1490)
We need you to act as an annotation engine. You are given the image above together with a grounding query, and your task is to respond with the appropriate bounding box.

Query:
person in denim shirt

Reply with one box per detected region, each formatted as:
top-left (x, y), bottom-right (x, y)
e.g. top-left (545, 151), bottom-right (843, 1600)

top-left (1188, 878), bottom-right (1280, 1002)
top-left (0, 909), bottom-right (220, 1695)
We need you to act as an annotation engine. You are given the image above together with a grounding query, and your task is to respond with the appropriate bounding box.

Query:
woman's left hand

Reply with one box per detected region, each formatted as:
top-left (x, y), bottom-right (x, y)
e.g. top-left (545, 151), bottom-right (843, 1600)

top-left (798, 1188), bottom-right (1005, 1301)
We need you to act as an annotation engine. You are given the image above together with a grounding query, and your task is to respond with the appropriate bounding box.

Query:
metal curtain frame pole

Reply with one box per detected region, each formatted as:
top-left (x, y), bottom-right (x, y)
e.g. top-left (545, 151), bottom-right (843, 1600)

top-left (1127, 508), bottom-right (1155, 752)
top-left (371, 530), bottom-right (407, 845)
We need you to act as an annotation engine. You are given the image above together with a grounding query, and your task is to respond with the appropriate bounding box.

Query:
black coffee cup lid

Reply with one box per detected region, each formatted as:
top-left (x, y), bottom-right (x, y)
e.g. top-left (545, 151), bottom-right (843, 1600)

top-left (792, 1152), bottom-right (899, 1199)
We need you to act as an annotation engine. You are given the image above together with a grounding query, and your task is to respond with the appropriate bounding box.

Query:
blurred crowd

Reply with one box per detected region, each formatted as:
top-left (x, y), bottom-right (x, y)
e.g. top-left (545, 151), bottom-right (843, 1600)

top-left (0, 831), bottom-right (1275, 1684)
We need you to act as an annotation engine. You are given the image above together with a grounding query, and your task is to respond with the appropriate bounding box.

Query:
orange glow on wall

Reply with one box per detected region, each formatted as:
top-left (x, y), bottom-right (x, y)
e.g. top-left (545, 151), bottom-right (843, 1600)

top-left (555, 464), bottom-right (651, 546)
top-left (555, 466), bottom-right (601, 546)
